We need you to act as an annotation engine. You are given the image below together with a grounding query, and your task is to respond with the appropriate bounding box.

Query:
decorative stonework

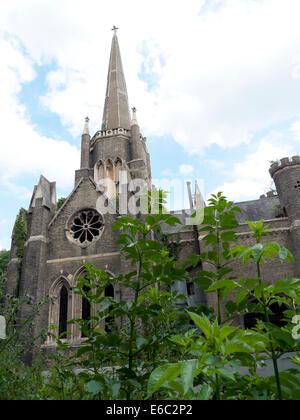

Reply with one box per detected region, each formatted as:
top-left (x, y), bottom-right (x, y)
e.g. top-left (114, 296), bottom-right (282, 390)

top-left (66, 209), bottom-right (104, 248)
top-left (92, 128), bottom-right (131, 142)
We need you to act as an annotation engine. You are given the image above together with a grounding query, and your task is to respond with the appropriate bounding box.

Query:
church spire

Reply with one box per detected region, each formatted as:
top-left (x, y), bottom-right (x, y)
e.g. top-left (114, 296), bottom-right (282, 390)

top-left (101, 28), bottom-right (131, 131)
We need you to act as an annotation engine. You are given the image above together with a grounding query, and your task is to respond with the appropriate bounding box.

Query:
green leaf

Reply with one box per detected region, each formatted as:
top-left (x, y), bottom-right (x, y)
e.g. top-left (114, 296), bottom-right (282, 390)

top-left (219, 325), bottom-right (238, 341)
top-left (224, 339), bottom-right (254, 355)
top-left (187, 311), bottom-right (212, 339)
top-left (221, 231), bottom-right (237, 242)
top-left (181, 360), bottom-right (197, 395)
top-left (109, 382), bottom-right (121, 398)
top-left (236, 289), bottom-right (249, 305)
top-left (252, 243), bottom-right (264, 263)
top-left (85, 380), bottom-right (103, 396)
top-left (193, 276), bottom-right (213, 291)
top-left (197, 384), bottom-right (213, 400)
top-left (214, 367), bottom-right (235, 381)
top-left (136, 336), bottom-right (148, 350)
top-left (203, 234), bottom-right (218, 246)
top-left (254, 283), bottom-right (265, 300)
top-left (207, 279), bottom-right (237, 293)
top-left (225, 300), bottom-right (237, 315)
top-left (147, 363), bottom-right (182, 397)
top-left (98, 298), bottom-right (113, 312)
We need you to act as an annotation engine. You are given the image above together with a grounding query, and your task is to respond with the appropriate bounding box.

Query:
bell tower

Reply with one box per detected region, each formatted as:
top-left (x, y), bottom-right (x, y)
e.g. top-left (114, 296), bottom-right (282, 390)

top-left (75, 28), bottom-right (151, 193)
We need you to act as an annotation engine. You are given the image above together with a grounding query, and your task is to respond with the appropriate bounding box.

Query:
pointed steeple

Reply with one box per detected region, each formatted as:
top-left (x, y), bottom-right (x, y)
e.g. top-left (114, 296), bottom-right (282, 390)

top-left (102, 29), bottom-right (131, 130)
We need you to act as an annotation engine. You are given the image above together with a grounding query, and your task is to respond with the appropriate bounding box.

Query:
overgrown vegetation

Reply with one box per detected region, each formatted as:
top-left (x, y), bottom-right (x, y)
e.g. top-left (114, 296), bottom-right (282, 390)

top-left (56, 197), bottom-right (66, 212)
top-left (0, 192), bottom-right (299, 400)
top-left (0, 250), bottom-right (10, 276)
top-left (13, 208), bottom-right (28, 260)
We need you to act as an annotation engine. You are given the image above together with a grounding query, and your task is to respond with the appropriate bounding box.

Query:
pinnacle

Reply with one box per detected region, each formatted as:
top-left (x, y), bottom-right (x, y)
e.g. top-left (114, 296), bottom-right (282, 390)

top-left (83, 116), bottom-right (90, 136)
top-left (131, 106), bottom-right (138, 126)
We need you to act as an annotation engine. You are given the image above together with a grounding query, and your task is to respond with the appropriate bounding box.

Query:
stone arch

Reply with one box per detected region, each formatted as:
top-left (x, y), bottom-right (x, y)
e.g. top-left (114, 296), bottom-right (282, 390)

top-left (95, 160), bottom-right (105, 182)
top-left (114, 158), bottom-right (123, 182)
top-left (105, 159), bottom-right (114, 181)
top-left (48, 276), bottom-right (72, 342)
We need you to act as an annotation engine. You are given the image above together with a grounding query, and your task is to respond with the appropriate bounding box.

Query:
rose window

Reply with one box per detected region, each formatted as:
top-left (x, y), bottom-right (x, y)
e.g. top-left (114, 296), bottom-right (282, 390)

top-left (68, 209), bottom-right (103, 247)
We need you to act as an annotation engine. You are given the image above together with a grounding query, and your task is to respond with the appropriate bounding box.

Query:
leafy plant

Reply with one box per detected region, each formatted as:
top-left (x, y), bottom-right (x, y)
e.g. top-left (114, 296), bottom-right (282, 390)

top-left (69, 192), bottom-right (189, 399)
top-left (185, 192), bottom-right (241, 323)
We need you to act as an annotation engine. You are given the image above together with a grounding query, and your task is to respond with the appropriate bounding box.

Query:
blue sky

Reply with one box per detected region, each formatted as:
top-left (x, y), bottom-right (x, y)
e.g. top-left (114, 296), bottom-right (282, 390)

top-left (1, 0), bottom-right (300, 249)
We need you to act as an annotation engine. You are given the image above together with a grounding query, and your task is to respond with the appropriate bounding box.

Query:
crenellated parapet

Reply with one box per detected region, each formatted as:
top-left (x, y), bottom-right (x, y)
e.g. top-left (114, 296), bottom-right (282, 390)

top-left (269, 156), bottom-right (300, 177)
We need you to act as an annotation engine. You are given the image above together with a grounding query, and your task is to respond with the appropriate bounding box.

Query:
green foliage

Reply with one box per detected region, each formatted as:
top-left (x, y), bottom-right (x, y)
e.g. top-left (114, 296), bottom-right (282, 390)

top-left (13, 208), bottom-right (28, 260)
top-left (0, 250), bottom-right (10, 275)
top-left (1, 191), bottom-right (300, 400)
top-left (0, 270), bottom-right (49, 400)
top-left (145, 196), bottom-right (300, 401)
top-left (67, 196), bottom-right (189, 400)
top-left (186, 192), bottom-right (241, 324)
top-left (56, 197), bottom-right (66, 212)
top-left (155, 231), bottom-right (181, 261)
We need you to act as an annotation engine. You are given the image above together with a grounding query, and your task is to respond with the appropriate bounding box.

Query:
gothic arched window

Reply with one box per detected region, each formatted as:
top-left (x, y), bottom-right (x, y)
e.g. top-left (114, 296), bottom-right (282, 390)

top-left (105, 159), bottom-right (114, 181)
top-left (59, 286), bottom-right (68, 338)
top-left (48, 276), bottom-right (72, 343)
top-left (114, 158), bottom-right (122, 182)
top-left (94, 158), bottom-right (123, 185)
top-left (96, 161), bottom-right (105, 181)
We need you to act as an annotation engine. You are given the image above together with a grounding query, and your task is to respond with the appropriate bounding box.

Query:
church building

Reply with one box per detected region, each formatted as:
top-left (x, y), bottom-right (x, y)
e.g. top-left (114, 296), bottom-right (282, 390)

top-left (5, 30), bottom-right (300, 350)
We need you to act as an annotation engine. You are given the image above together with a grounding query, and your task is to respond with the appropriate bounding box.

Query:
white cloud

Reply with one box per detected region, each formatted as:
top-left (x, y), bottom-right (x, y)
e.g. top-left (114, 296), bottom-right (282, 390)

top-left (179, 164), bottom-right (194, 175)
top-left (0, 34), bottom-right (80, 193)
top-left (2, 0), bottom-right (300, 153)
top-left (209, 135), bottom-right (293, 202)
top-left (290, 121), bottom-right (300, 142)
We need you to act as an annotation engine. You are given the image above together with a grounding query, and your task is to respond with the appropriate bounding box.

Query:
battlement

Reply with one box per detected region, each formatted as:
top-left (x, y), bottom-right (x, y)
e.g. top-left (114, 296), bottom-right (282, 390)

top-left (269, 156), bottom-right (300, 177)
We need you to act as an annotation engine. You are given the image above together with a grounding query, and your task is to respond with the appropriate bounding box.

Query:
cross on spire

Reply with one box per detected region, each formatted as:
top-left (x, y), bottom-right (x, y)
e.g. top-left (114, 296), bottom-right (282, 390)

top-left (102, 25), bottom-right (131, 130)
top-left (112, 25), bottom-right (119, 34)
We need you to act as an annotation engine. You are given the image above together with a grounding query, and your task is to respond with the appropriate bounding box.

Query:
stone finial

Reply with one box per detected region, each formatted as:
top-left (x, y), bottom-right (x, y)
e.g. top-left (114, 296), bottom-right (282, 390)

top-left (131, 107), bottom-right (138, 126)
top-left (83, 117), bottom-right (90, 136)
